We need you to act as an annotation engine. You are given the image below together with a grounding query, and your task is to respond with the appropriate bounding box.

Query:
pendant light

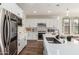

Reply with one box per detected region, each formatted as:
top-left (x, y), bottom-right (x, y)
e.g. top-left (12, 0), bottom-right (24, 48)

top-left (66, 8), bottom-right (70, 16)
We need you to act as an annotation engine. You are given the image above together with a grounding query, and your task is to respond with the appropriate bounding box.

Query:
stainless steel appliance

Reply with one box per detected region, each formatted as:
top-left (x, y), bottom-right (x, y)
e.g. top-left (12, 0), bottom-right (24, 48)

top-left (37, 23), bottom-right (47, 40)
top-left (38, 32), bottom-right (45, 40)
top-left (0, 8), bottom-right (17, 55)
top-left (37, 23), bottom-right (47, 33)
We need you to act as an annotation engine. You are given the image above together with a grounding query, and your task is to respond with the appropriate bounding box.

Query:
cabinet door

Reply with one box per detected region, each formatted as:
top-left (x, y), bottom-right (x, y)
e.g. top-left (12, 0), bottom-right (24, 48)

top-left (27, 32), bottom-right (38, 40)
top-left (34, 32), bottom-right (38, 39)
top-left (31, 32), bottom-right (38, 40)
top-left (23, 36), bottom-right (27, 47)
top-left (27, 32), bottom-right (32, 40)
top-left (17, 39), bottom-right (22, 54)
top-left (18, 35), bottom-right (27, 54)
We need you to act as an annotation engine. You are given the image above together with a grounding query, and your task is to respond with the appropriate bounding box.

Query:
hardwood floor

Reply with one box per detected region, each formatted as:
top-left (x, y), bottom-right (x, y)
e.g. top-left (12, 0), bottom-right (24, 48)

top-left (19, 40), bottom-right (43, 55)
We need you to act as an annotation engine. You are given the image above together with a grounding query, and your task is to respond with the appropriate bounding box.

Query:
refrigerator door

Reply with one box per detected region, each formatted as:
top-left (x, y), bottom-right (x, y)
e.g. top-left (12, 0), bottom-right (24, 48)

top-left (2, 10), bottom-right (10, 55)
top-left (0, 9), bottom-right (7, 55)
top-left (3, 15), bottom-right (10, 54)
top-left (0, 9), bottom-right (17, 55)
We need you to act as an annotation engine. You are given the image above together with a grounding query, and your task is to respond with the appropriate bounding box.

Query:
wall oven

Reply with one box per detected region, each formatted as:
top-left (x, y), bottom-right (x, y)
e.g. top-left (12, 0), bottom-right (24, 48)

top-left (37, 23), bottom-right (46, 40)
top-left (9, 13), bottom-right (17, 55)
top-left (38, 32), bottom-right (45, 40)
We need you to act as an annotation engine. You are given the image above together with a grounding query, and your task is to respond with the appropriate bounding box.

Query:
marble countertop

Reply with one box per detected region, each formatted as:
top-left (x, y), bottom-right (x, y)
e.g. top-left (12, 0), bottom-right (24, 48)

top-left (43, 33), bottom-right (79, 55)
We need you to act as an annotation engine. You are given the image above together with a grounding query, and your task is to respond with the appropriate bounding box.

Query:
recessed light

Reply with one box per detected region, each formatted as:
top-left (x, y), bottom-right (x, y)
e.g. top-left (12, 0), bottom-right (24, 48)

top-left (33, 11), bottom-right (37, 13)
top-left (48, 10), bottom-right (52, 13)
top-left (66, 8), bottom-right (70, 16)
top-left (57, 16), bottom-right (60, 20)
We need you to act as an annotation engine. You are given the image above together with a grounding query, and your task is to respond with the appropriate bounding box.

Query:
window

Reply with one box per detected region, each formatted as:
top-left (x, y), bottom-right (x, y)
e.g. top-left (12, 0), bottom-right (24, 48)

top-left (72, 18), bottom-right (79, 34)
top-left (62, 17), bottom-right (79, 35)
top-left (63, 18), bottom-right (70, 34)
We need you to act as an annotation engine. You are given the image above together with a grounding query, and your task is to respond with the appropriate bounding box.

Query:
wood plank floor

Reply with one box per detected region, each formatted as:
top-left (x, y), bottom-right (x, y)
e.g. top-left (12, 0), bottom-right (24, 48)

top-left (19, 40), bottom-right (43, 55)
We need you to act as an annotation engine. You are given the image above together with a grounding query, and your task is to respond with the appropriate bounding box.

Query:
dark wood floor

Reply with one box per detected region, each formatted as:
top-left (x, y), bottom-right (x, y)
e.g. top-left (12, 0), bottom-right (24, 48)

top-left (19, 40), bottom-right (43, 55)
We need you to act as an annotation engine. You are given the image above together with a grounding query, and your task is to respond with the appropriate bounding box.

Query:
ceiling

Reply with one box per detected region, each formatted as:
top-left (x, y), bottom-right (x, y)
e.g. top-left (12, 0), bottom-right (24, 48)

top-left (17, 3), bottom-right (79, 17)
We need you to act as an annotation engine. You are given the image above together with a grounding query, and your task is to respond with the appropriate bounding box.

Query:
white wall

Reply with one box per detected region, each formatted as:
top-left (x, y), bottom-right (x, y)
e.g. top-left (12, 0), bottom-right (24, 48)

top-left (25, 17), bottom-right (62, 34)
top-left (25, 18), bottom-right (56, 27)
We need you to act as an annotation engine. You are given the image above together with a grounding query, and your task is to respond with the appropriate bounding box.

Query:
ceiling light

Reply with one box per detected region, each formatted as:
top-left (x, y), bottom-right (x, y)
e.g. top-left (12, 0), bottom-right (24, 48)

top-left (66, 8), bottom-right (70, 16)
top-left (48, 10), bottom-right (51, 13)
top-left (57, 16), bottom-right (60, 20)
top-left (33, 11), bottom-right (37, 13)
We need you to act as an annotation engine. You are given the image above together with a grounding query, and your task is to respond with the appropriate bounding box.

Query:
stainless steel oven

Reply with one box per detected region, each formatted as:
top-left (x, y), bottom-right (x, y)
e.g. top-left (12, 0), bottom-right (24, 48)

top-left (9, 13), bottom-right (17, 55)
top-left (38, 32), bottom-right (45, 40)
top-left (10, 20), bottom-right (17, 39)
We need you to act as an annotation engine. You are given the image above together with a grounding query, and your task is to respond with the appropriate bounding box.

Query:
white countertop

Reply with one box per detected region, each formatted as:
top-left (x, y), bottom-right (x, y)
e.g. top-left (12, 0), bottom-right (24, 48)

top-left (43, 33), bottom-right (79, 55)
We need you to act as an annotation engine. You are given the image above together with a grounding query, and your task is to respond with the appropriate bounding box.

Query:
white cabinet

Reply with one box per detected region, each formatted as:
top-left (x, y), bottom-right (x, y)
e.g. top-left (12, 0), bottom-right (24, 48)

top-left (32, 32), bottom-right (38, 39)
top-left (17, 27), bottom-right (27, 54)
top-left (18, 39), bottom-right (22, 54)
top-left (27, 32), bottom-right (38, 40)
top-left (18, 34), bottom-right (27, 54)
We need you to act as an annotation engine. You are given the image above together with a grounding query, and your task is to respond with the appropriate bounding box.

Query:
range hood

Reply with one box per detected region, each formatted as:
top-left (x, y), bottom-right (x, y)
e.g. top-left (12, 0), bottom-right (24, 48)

top-left (37, 23), bottom-right (46, 27)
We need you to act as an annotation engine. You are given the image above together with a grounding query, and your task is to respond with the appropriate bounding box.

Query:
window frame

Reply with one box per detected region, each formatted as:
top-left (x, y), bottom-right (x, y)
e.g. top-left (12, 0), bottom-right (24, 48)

top-left (62, 17), bottom-right (70, 35)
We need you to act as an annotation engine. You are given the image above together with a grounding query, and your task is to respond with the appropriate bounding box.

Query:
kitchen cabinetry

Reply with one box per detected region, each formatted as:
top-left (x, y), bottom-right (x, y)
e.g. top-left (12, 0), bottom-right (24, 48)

top-left (18, 36), bottom-right (27, 54)
top-left (27, 32), bottom-right (38, 40)
top-left (18, 27), bottom-right (27, 54)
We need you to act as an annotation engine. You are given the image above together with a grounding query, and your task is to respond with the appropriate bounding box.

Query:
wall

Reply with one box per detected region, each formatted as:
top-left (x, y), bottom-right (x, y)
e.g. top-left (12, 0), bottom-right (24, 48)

top-left (25, 18), bottom-right (57, 27)
top-left (25, 16), bottom-right (62, 34)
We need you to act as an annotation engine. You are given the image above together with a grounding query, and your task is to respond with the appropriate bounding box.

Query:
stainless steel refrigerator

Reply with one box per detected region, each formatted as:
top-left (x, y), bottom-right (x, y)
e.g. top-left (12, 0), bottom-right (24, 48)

top-left (0, 8), bottom-right (17, 55)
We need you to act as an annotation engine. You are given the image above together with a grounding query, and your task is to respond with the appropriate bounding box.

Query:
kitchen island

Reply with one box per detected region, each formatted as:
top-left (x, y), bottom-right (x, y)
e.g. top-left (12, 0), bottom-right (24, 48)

top-left (43, 33), bottom-right (79, 55)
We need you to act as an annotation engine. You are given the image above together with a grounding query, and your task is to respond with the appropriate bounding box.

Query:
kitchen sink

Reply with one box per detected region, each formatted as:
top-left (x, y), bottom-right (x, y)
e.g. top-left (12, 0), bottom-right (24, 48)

top-left (46, 37), bottom-right (54, 41)
top-left (46, 37), bottom-right (61, 44)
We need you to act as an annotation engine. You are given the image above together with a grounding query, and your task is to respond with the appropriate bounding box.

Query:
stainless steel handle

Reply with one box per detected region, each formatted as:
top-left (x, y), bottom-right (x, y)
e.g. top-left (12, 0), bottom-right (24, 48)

top-left (3, 15), bottom-right (7, 47)
top-left (6, 16), bottom-right (10, 45)
top-left (3, 15), bottom-right (10, 53)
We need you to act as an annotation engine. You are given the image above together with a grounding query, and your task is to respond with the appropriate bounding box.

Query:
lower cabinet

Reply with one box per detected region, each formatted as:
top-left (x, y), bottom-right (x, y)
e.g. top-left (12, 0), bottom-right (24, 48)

top-left (17, 27), bottom-right (27, 54)
top-left (43, 43), bottom-right (48, 55)
top-left (27, 32), bottom-right (38, 40)
top-left (18, 36), bottom-right (27, 54)
top-left (18, 41), bottom-right (21, 54)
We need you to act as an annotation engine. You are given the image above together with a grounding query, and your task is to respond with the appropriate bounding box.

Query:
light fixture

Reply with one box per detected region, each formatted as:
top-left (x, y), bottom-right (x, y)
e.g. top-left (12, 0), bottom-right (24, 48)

top-left (48, 10), bottom-right (51, 13)
top-left (66, 8), bottom-right (70, 16)
top-left (57, 16), bottom-right (60, 20)
top-left (33, 11), bottom-right (37, 13)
